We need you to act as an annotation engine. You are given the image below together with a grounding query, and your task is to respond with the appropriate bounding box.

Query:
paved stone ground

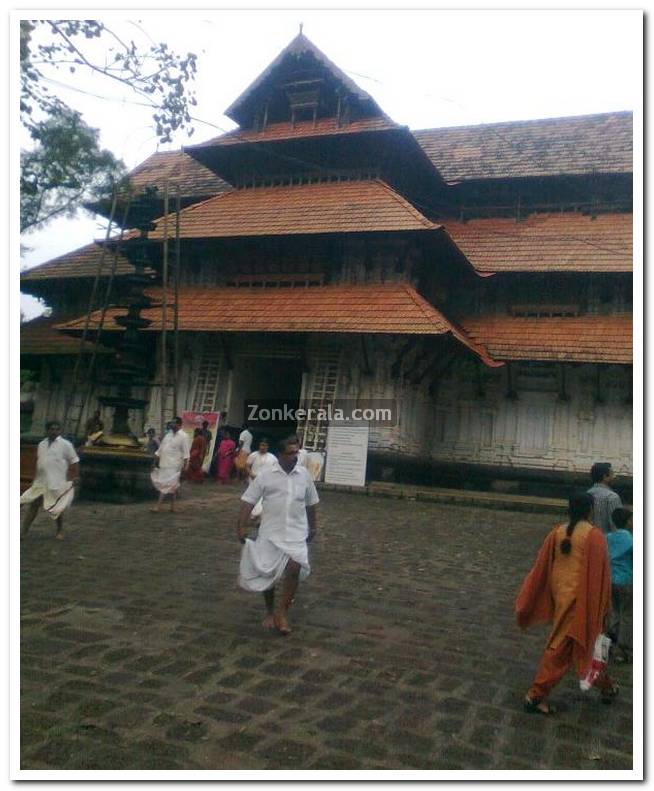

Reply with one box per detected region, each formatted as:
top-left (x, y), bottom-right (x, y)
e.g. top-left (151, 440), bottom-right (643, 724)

top-left (20, 483), bottom-right (633, 771)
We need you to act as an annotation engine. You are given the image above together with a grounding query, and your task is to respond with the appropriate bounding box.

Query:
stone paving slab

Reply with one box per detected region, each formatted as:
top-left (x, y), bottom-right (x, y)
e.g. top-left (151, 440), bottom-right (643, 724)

top-left (19, 483), bottom-right (634, 772)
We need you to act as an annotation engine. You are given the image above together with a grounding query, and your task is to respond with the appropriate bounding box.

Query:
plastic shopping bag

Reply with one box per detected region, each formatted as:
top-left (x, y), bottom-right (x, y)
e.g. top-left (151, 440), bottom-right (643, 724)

top-left (579, 633), bottom-right (612, 691)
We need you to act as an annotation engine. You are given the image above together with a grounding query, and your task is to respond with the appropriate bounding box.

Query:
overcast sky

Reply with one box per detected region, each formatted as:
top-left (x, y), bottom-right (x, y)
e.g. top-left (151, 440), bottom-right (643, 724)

top-left (19, 9), bottom-right (642, 318)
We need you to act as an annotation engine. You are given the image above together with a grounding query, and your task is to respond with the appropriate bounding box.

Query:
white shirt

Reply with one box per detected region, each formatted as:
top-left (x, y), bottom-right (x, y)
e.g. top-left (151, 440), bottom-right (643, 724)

top-left (241, 463), bottom-right (319, 542)
top-left (239, 429), bottom-right (253, 454)
top-left (247, 451), bottom-right (278, 477)
top-left (35, 436), bottom-right (79, 492)
top-left (156, 430), bottom-right (190, 469)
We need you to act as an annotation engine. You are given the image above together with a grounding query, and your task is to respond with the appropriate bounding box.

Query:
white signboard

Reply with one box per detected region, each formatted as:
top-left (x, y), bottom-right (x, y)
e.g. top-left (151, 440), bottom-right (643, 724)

top-left (324, 425), bottom-right (369, 487)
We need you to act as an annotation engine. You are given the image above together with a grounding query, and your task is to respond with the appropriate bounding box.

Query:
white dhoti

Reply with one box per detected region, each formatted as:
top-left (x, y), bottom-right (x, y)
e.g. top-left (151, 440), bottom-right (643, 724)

top-left (238, 536), bottom-right (310, 592)
top-left (20, 481), bottom-right (75, 520)
top-left (151, 465), bottom-right (182, 495)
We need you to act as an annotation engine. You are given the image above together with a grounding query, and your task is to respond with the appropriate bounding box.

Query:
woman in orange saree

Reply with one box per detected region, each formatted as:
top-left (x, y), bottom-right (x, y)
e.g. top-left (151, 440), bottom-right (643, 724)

top-left (186, 429), bottom-right (207, 483)
top-left (516, 491), bottom-right (617, 715)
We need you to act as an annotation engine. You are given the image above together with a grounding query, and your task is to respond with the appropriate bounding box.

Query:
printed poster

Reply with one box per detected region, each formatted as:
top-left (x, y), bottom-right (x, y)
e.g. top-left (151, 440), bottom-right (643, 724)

top-left (181, 411), bottom-right (221, 473)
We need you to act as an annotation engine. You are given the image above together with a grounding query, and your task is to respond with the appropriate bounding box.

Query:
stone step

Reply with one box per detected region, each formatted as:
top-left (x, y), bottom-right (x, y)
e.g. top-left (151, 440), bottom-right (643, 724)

top-left (317, 480), bottom-right (568, 515)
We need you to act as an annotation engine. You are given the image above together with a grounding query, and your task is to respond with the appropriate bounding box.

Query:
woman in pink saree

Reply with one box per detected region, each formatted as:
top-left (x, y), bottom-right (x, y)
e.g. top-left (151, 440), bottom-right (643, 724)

top-left (215, 430), bottom-right (236, 484)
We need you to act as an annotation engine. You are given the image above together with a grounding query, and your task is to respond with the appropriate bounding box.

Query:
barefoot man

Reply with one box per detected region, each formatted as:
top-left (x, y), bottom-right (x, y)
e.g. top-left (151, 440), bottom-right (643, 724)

top-left (150, 416), bottom-right (190, 512)
top-left (237, 436), bottom-right (319, 635)
top-left (20, 420), bottom-right (79, 540)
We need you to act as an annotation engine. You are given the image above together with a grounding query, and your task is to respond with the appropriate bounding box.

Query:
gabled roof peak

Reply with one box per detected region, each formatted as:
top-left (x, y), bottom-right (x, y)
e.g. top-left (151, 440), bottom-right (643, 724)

top-left (224, 31), bottom-right (385, 128)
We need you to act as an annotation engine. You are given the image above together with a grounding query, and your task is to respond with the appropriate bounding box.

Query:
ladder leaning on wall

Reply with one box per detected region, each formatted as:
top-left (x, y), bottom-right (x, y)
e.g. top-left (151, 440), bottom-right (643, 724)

top-left (61, 191), bottom-right (133, 439)
top-left (297, 343), bottom-right (341, 452)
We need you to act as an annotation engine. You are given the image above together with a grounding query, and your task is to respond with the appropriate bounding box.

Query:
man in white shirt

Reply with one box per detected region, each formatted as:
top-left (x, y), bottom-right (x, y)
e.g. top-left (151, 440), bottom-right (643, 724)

top-left (20, 420), bottom-right (79, 540)
top-left (237, 436), bottom-right (319, 635)
top-left (246, 438), bottom-right (278, 479)
top-left (246, 438), bottom-right (278, 520)
top-left (236, 423), bottom-right (254, 481)
top-left (150, 416), bottom-right (190, 513)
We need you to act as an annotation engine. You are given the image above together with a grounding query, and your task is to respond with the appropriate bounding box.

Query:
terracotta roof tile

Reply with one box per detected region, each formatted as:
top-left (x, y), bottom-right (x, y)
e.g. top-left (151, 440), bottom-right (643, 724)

top-left (20, 243), bottom-right (137, 282)
top-left (128, 150), bottom-right (230, 197)
top-left (21, 315), bottom-right (112, 356)
top-left (460, 314), bottom-right (632, 364)
top-left (413, 112), bottom-right (633, 183)
top-left (143, 179), bottom-right (436, 240)
top-left (192, 117), bottom-right (399, 148)
top-left (443, 213), bottom-right (632, 273)
top-left (56, 284), bottom-right (497, 365)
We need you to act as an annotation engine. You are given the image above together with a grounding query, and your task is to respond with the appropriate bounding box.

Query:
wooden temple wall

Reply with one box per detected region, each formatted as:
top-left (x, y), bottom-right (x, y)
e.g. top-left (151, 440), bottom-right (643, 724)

top-left (335, 337), bottom-right (633, 476)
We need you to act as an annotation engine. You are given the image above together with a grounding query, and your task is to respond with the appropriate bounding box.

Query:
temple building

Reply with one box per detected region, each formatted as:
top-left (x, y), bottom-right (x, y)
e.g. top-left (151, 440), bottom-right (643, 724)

top-left (20, 32), bottom-right (633, 495)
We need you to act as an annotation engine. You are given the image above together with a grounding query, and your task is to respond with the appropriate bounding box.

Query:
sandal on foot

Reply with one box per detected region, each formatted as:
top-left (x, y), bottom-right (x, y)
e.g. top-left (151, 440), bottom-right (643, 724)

top-left (524, 696), bottom-right (556, 715)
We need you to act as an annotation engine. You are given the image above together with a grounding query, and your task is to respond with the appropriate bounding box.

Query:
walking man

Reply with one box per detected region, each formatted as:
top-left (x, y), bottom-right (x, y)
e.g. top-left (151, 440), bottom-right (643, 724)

top-left (20, 420), bottom-right (79, 540)
top-left (237, 436), bottom-right (319, 635)
top-left (150, 416), bottom-right (190, 512)
top-left (587, 462), bottom-right (623, 533)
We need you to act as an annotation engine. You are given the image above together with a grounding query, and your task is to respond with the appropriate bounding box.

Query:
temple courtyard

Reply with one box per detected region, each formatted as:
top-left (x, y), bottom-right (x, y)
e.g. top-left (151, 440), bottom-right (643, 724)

top-left (19, 484), bottom-right (633, 772)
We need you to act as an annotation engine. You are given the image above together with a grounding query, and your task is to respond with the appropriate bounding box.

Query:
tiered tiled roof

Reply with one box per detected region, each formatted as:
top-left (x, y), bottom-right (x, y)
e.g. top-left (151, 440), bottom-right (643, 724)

top-left (20, 243), bottom-right (138, 283)
top-left (413, 112), bottom-right (633, 184)
top-left (460, 315), bottom-right (632, 363)
top-left (21, 315), bottom-right (112, 356)
top-left (142, 180), bottom-right (436, 240)
top-left (56, 283), bottom-right (498, 365)
top-left (127, 150), bottom-right (230, 197)
top-left (442, 213), bottom-right (633, 273)
top-left (191, 117), bottom-right (399, 149)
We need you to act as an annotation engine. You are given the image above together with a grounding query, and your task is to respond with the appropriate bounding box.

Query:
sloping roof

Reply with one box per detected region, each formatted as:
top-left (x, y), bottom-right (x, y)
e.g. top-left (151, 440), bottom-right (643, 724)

top-left (20, 243), bottom-right (138, 282)
top-left (413, 112), bottom-right (633, 184)
top-left (225, 32), bottom-right (382, 124)
top-left (190, 117), bottom-right (399, 149)
top-left (21, 315), bottom-right (112, 356)
top-left (142, 179), bottom-right (436, 240)
top-left (460, 314), bottom-right (632, 364)
top-left (56, 284), bottom-right (499, 366)
top-left (127, 150), bottom-right (231, 197)
top-left (442, 213), bottom-right (633, 273)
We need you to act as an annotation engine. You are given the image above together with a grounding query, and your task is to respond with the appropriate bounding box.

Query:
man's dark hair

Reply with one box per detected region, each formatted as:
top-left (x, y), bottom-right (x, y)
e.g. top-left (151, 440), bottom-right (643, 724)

top-left (202, 421), bottom-right (209, 428)
top-left (45, 420), bottom-right (60, 430)
top-left (591, 462), bottom-right (613, 484)
top-left (278, 435), bottom-right (299, 453)
top-left (612, 508), bottom-right (632, 530)
top-left (173, 416), bottom-right (183, 425)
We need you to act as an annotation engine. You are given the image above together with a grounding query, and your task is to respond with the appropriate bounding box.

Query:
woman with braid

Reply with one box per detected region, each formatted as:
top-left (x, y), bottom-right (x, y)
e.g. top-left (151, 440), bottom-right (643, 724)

top-left (516, 491), bottom-right (618, 714)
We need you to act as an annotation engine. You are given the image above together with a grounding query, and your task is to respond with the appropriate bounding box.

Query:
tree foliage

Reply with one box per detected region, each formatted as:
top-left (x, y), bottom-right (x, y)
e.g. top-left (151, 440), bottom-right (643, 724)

top-left (20, 19), bottom-right (198, 232)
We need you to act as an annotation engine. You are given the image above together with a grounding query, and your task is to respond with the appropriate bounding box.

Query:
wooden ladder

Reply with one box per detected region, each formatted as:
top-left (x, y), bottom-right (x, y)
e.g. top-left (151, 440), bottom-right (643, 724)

top-left (297, 345), bottom-right (341, 451)
top-left (192, 346), bottom-right (224, 413)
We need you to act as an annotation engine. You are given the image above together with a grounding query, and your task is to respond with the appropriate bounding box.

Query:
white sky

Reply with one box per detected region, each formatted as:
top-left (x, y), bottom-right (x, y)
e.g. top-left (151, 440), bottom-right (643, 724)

top-left (18, 9), bottom-right (642, 318)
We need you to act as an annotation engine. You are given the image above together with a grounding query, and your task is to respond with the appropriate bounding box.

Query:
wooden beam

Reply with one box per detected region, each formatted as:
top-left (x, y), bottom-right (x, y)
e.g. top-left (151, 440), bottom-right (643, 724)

top-left (359, 335), bottom-right (373, 376)
top-left (594, 364), bottom-right (605, 404)
top-left (220, 334), bottom-right (233, 371)
top-left (505, 362), bottom-right (518, 399)
top-left (557, 363), bottom-right (569, 402)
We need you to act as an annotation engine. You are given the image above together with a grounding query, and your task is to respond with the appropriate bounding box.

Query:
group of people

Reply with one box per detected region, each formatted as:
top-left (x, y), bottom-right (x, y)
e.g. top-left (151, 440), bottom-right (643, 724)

top-left (517, 462), bottom-right (633, 715)
top-left (20, 421), bottom-right (633, 714)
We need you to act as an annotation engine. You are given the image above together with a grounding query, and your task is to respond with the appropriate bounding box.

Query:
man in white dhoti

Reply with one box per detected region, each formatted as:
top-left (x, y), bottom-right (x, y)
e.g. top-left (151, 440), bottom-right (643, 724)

top-left (237, 436), bottom-right (319, 635)
top-left (20, 421), bottom-right (79, 540)
top-left (150, 416), bottom-right (190, 513)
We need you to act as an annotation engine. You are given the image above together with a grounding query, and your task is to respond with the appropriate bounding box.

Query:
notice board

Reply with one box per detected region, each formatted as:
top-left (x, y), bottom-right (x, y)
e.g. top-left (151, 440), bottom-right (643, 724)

top-left (324, 425), bottom-right (369, 487)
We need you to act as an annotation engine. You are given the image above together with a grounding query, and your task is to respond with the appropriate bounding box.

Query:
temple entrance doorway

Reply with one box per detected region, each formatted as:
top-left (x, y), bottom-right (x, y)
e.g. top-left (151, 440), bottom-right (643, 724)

top-left (228, 354), bottom-right (304, 448)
